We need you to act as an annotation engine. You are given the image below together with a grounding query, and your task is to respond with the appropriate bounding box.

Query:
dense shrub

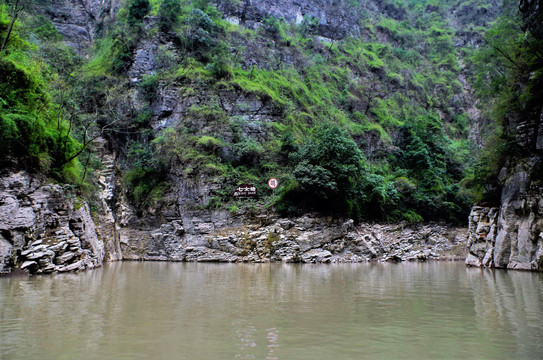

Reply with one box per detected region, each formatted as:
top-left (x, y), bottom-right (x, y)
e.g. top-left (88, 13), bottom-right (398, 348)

top-left (280, 125), bottom-right (367, 217)
top-left (158, 0), bottom-right (182, 29)
top-left (127, 0), bottom-right (150, 25)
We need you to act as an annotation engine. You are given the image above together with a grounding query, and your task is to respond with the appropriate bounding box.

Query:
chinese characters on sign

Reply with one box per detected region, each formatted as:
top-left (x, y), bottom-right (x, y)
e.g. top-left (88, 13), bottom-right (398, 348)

top-left (233, 183), bottom-right (257, 198)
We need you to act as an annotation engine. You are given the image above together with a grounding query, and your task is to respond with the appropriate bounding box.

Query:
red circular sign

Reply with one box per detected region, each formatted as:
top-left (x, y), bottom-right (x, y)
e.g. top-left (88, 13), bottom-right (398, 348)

top-left (267, 178), bottom-right (278, 189)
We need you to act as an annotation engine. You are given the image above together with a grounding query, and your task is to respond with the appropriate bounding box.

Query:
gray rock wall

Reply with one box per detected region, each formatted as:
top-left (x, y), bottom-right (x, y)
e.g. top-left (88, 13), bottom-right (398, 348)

top-left (217, 0), bottom-right (378, 40)
top-left (466, 206), bottom-right (499, 268)
top-left (0, 171), bottom-right (105, 274)
top-left (466, 162), bottom-right (543, 271)
top-left (36, 0), bottom-right (98, 52)
top-left (0, 169), bottom-right (467, 275)
top-left (120, 212), bottom-right (467, 263)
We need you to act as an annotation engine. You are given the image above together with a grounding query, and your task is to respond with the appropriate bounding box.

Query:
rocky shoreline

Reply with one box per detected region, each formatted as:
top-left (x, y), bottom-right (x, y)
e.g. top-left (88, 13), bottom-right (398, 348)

top-left (10, 217), bottom-right (468, 275)
top-left (120, 215), bottom-right (467, 264)
top-left (0, 171), bottom-right (469, 275)
top-left (0, 172), bottom-right (104, 275)
top-left (5, 168), bottom-right (543, 276)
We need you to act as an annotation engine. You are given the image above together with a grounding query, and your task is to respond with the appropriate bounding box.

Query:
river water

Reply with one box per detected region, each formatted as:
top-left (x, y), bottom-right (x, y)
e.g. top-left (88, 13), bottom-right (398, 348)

top-left (1, 262), bottom-right (542, 359)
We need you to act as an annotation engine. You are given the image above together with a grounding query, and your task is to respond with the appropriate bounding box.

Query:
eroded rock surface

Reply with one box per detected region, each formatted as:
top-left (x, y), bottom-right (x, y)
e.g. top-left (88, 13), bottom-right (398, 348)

top-left (466, 168), bottom-right (543, 271)
top-left (0, 169), bottom-right (467, 275)
top-left (0, 171), bottom-right (104, 274)
top-left (120, 213), bottom-right (467, 263)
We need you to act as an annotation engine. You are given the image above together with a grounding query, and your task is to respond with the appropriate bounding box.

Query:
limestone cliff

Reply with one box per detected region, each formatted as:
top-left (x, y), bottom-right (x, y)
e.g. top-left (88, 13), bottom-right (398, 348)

top-left (466, 127), bottom-right (543, 271)
top-left (0, 0), bottom-right (504, 274)
top-left (0, 171), bottom-right (103, 274)
top-left (466, 0), bottom-right (543, 271)
top-left (0, 167), bottom-right (467, 274)
top-left (120, 212), bottom-right (466, 263)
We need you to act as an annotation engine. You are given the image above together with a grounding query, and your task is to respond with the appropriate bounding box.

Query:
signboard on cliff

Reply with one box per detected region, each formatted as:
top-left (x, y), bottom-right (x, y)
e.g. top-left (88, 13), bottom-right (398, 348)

top-left (233, 183), bottom-right (257, 198)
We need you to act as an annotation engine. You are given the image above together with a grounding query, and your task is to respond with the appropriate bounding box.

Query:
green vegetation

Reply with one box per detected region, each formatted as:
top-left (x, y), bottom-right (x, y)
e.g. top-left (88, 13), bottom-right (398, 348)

top-left (280, 125), bottom-right (367, 217)
top-left (0, 0), bottom-right (520, 224)
top-left (466, 0), bottom-right (543, 204)
top-left (127, 0), bottom-right (151, 25)
top-left (0, 2), bottom-right (82, 180)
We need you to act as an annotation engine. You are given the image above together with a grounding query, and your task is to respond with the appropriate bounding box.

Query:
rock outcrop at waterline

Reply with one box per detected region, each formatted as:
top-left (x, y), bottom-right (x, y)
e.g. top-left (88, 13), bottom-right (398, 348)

top-left (466, 169), bottom-right (543, 271)
top-left (121, 213), bottom-right (466, 263)
top-left (0, 171), bottom-right (104, 274)
top-left (465, 0), bottom-right (543, 272)
top-left (0, 171), bottom-right (468, 275)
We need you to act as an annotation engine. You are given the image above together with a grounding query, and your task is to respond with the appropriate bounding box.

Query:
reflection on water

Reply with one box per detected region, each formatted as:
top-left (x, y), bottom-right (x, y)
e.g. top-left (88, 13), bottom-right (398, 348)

top-left (466, 267), bottom-right (543, 359)
top-left (1, 262), bottom-right (542, 359)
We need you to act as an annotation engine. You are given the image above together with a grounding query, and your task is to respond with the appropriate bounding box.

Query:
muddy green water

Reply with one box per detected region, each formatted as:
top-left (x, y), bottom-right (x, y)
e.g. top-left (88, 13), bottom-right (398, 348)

top-left (1, 262), bottom-right (542, 359)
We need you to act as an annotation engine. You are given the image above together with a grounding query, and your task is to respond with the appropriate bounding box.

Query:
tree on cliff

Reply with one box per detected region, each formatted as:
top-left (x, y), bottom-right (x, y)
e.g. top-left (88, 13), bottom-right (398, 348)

top-left (127, 0), bottom-right (150, 26)
top-left (0, 0), bottom-right (30, 52)
top-left (280, 125), bottom-right (368, 218)
top-left (469, 0), bottom-right (543, 203)
top-left (159, 0), bottom-right (182, 29)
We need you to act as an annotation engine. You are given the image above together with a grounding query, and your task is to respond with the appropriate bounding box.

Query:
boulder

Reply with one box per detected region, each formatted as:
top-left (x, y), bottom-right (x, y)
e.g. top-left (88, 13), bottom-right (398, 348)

top-left (54, 251), bottom-right (77, 265)
top-left (21, 260), bottom-right (38, 273)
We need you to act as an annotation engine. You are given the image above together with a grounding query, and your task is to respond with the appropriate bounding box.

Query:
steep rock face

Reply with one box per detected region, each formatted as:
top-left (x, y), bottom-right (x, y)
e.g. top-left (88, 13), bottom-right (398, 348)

top-left (35, 0), bottom-right (121, 52)
top-left (120, 212), bottom-right (467, 263)
top-left (493, 162), bottom-right (543, 270)
top-left (218, 0), bottom-right (379, 40)
top-left (37, 0), bottom-right (99, 51)
top-left (218, 0), bottom-right (501, 42)
top-left (0, 171), bottom-right (105, 274)
top-left (467, 160), bottom-right (543, 271)
top-left (466, 0), bottom-right (543, 271)
top-left (93, 137), bottom-right (123, 261)
top-left (117, 0), bottom-right (498, 220)
top-left (13, 0), bottom-right (497, 275)
top-left (466, 206), bottom-right (499, 267)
